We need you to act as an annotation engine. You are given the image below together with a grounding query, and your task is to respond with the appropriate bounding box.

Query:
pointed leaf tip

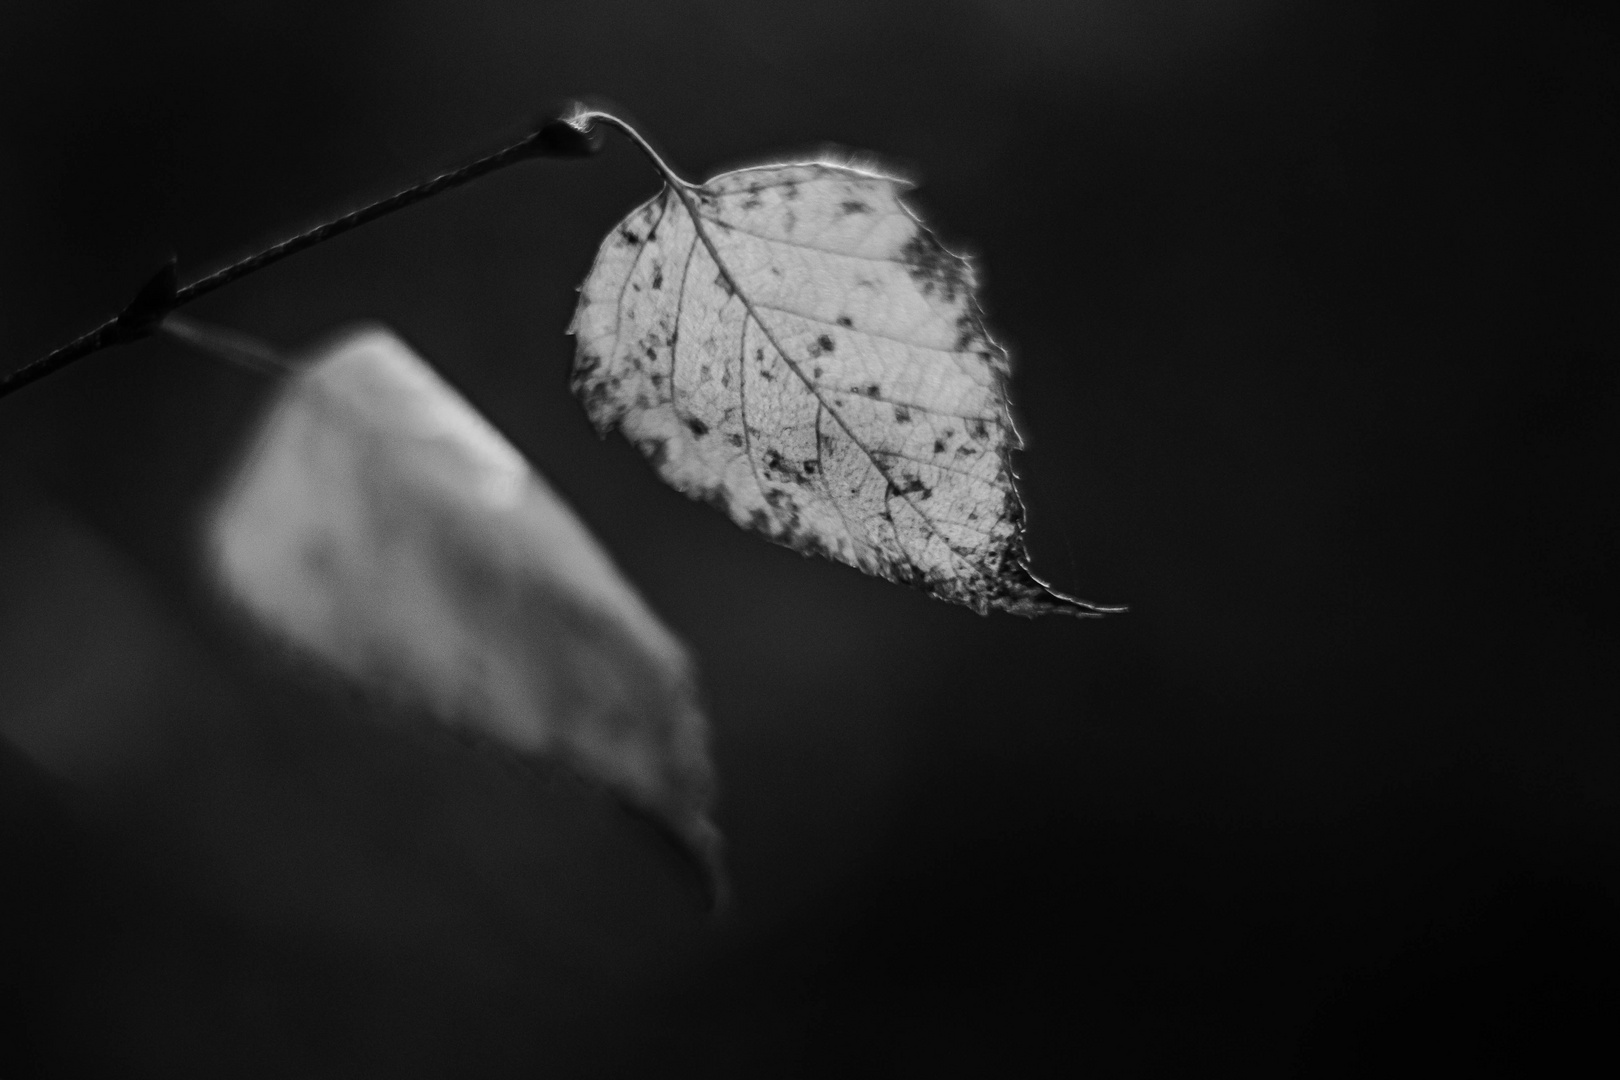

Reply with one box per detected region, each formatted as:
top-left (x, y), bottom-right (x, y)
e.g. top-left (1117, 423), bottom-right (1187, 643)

top-left (570, 158), bottom-right (1115, 616)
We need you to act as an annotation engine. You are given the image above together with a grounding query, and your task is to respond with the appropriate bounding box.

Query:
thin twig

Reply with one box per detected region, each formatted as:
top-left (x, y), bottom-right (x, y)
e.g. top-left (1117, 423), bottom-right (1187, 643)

top-left (0, 113), bottom-right (600, 402)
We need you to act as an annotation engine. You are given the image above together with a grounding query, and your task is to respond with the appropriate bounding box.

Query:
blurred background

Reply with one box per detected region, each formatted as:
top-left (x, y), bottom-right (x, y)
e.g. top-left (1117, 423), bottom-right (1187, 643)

top-left (1, 0), bottom-right (1615, 1074)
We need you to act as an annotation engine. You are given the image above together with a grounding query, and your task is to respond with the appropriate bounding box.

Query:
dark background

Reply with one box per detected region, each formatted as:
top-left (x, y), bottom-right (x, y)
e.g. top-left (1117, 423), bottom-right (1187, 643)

top-left (1, 1), bottom-right (1615, 1074)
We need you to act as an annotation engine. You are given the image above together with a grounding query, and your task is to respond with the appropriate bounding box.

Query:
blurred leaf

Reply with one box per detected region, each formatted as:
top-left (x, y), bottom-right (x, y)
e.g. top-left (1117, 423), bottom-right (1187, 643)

top-left (208, 325), bottom-right (720, 890)
top-left (571, 158), bottom-right (1118, 617)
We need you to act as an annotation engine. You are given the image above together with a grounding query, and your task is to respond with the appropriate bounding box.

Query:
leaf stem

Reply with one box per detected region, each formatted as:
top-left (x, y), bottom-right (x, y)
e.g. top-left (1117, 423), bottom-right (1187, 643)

top-left (0, 113), bottom-right (601, 403)
top-left (568, 107), bottom-right (692, 188)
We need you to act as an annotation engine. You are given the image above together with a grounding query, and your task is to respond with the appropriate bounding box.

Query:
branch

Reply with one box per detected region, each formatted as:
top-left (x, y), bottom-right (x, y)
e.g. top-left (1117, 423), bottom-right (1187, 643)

top-left (0, 113), bottom-right (601, 402)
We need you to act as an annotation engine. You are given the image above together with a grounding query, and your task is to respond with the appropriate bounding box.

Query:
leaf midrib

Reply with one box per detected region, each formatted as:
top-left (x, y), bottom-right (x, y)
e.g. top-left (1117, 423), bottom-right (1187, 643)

top-left (665, 177), bottom-right (983, 581)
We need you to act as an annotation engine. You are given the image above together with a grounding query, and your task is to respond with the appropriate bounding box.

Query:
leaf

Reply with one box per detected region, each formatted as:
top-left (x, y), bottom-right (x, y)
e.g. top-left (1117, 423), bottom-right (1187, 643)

top-left (569, 134), bottom-right (1118, 617)
top-left (206, 324), bottom-right (721, 893)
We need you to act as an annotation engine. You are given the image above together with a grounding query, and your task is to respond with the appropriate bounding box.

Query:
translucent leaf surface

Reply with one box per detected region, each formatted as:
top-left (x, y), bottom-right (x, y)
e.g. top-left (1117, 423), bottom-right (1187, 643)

top-left (571, 152), bottom-right (1115, 616)
top-left (208, 325), bottom-right (720, 886)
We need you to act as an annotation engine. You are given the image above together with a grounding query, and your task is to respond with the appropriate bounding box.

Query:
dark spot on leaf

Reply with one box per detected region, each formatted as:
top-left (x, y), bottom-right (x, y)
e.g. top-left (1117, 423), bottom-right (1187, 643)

top-left (620, 228), bottom-right (641, 246)
top-left (887, 477), bottom-right (929, 498)
top-left (703, 487), bottom-right (731, 514)
top-left (651, 268), bottom-right (663, 289)
top-left (836, 315), bottom-right (853, 328)
top-left (783, 181), bottom-right (799, 200)
top-left (970, 418), bottom-right (989, 440)
top-left (817, 334), bottom-right (834, 353)
top-left (840, 199), bottom-right (871, 215)
top-left (813, 366), bottom-right (823, 379)
top-left (956, 444), bottom-right (977, 457)
top-left (954, 313), bottom-right (982, 351)
top-left (686, 417), bottom-right (709, 437)
top-left (649, 372), bottom-right (663, 387)
top-left (933, 439), bottom-right (946, 453)
top-left (894, 406), bottom-right (912, 423)
top-left (765, 449), bottom-right (785, 473)
top-left (802, 460), bottom-right (818, 474)
top-left (899, 229), bottom-right (970, 302)
top-left (573, 375), bottom-right (610, 423)
top-left (637, 437), bottom-right (668, 468)
top-left (727, 433), bottom-right (744, 447)
top-left (863, 384), bottom-right (881, 397)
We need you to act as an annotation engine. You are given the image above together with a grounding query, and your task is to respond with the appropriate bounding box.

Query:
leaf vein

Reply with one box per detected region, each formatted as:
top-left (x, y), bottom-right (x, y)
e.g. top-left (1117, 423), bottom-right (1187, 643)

top-left (611, 193), bottom-right (669, 355)
top-left (807, 386), bottom-right (999, 424)
top-left (736, 311), bottom-right (770, 507)
top-left (875, 448), bottom-right (1002, 483)
top-left (669, 230), bottom-right (701, 400)
top-left (814, 402), bottom-right (859, 552)
top-left (697, 214), bottom-right (905, 265)
top-left (675, 186), bottom-right (994, 576)
top-left (749, 299), bottom-right (988, 367)
top-left (709, 170), bottom-right (853, 196)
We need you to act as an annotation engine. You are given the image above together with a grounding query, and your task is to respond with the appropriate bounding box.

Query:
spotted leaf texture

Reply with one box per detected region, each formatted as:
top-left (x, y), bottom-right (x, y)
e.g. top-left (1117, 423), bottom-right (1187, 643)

top-left (571, 159), bottom-right (1107, 616)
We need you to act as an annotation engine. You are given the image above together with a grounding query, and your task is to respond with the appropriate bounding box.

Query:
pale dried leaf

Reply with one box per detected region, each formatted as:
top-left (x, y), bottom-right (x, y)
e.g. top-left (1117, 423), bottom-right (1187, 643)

top-left (571, 158), bottom-right (1110, 616)
top-left (208, 325), bottom-right (720, 885)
